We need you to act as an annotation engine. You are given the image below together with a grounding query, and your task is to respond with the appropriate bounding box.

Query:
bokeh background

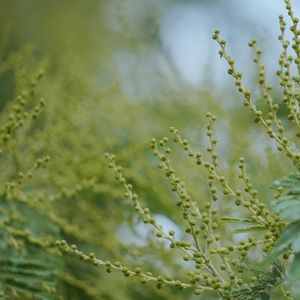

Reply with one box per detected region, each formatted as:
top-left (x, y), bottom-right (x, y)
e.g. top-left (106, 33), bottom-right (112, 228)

top-left (1, 0), bottom-right (300, 98)
top-left (0, 0), bottom-right (299, 299)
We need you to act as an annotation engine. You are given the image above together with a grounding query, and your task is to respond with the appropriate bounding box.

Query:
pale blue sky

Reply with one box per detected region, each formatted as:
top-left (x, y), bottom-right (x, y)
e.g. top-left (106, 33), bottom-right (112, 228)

top-left (160, 0), bottom-right (300, 87)
top-left (106, 0), bottom-right (300, 99)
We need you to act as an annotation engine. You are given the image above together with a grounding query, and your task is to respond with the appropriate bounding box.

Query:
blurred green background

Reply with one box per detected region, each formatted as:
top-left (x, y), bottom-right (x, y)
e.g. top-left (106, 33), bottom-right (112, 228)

top-left (0, 0), bottom-right (299, 299)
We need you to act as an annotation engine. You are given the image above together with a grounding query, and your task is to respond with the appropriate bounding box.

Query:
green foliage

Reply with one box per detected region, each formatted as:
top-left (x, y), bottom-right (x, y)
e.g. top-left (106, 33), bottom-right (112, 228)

top-left (269, 173), bottom-right (300, 286)
top-left (1, 0), bottom-right (300, 299)
top-left (271, 173), bottom-right (300, 222)
top-left (0, 257), bottom-right (59, 299)
top-left (222, 261), bottom-right (287, 300)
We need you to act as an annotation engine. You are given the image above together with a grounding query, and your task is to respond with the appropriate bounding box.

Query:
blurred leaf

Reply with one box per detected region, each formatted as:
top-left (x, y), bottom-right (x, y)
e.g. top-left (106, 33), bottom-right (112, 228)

top-left (220, 217), bottom-right (255, 223)
top-left (271, 173), bottom-right (300, 222)
top-left (233, 225), bottom-right (266, 233)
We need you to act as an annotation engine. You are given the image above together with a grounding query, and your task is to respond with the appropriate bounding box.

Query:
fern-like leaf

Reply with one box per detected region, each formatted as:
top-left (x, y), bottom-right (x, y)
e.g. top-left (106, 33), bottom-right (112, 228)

top-left (222, 261), bottom-right (286, 300)
top-left (271, 173), bottom-right (300, 222)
